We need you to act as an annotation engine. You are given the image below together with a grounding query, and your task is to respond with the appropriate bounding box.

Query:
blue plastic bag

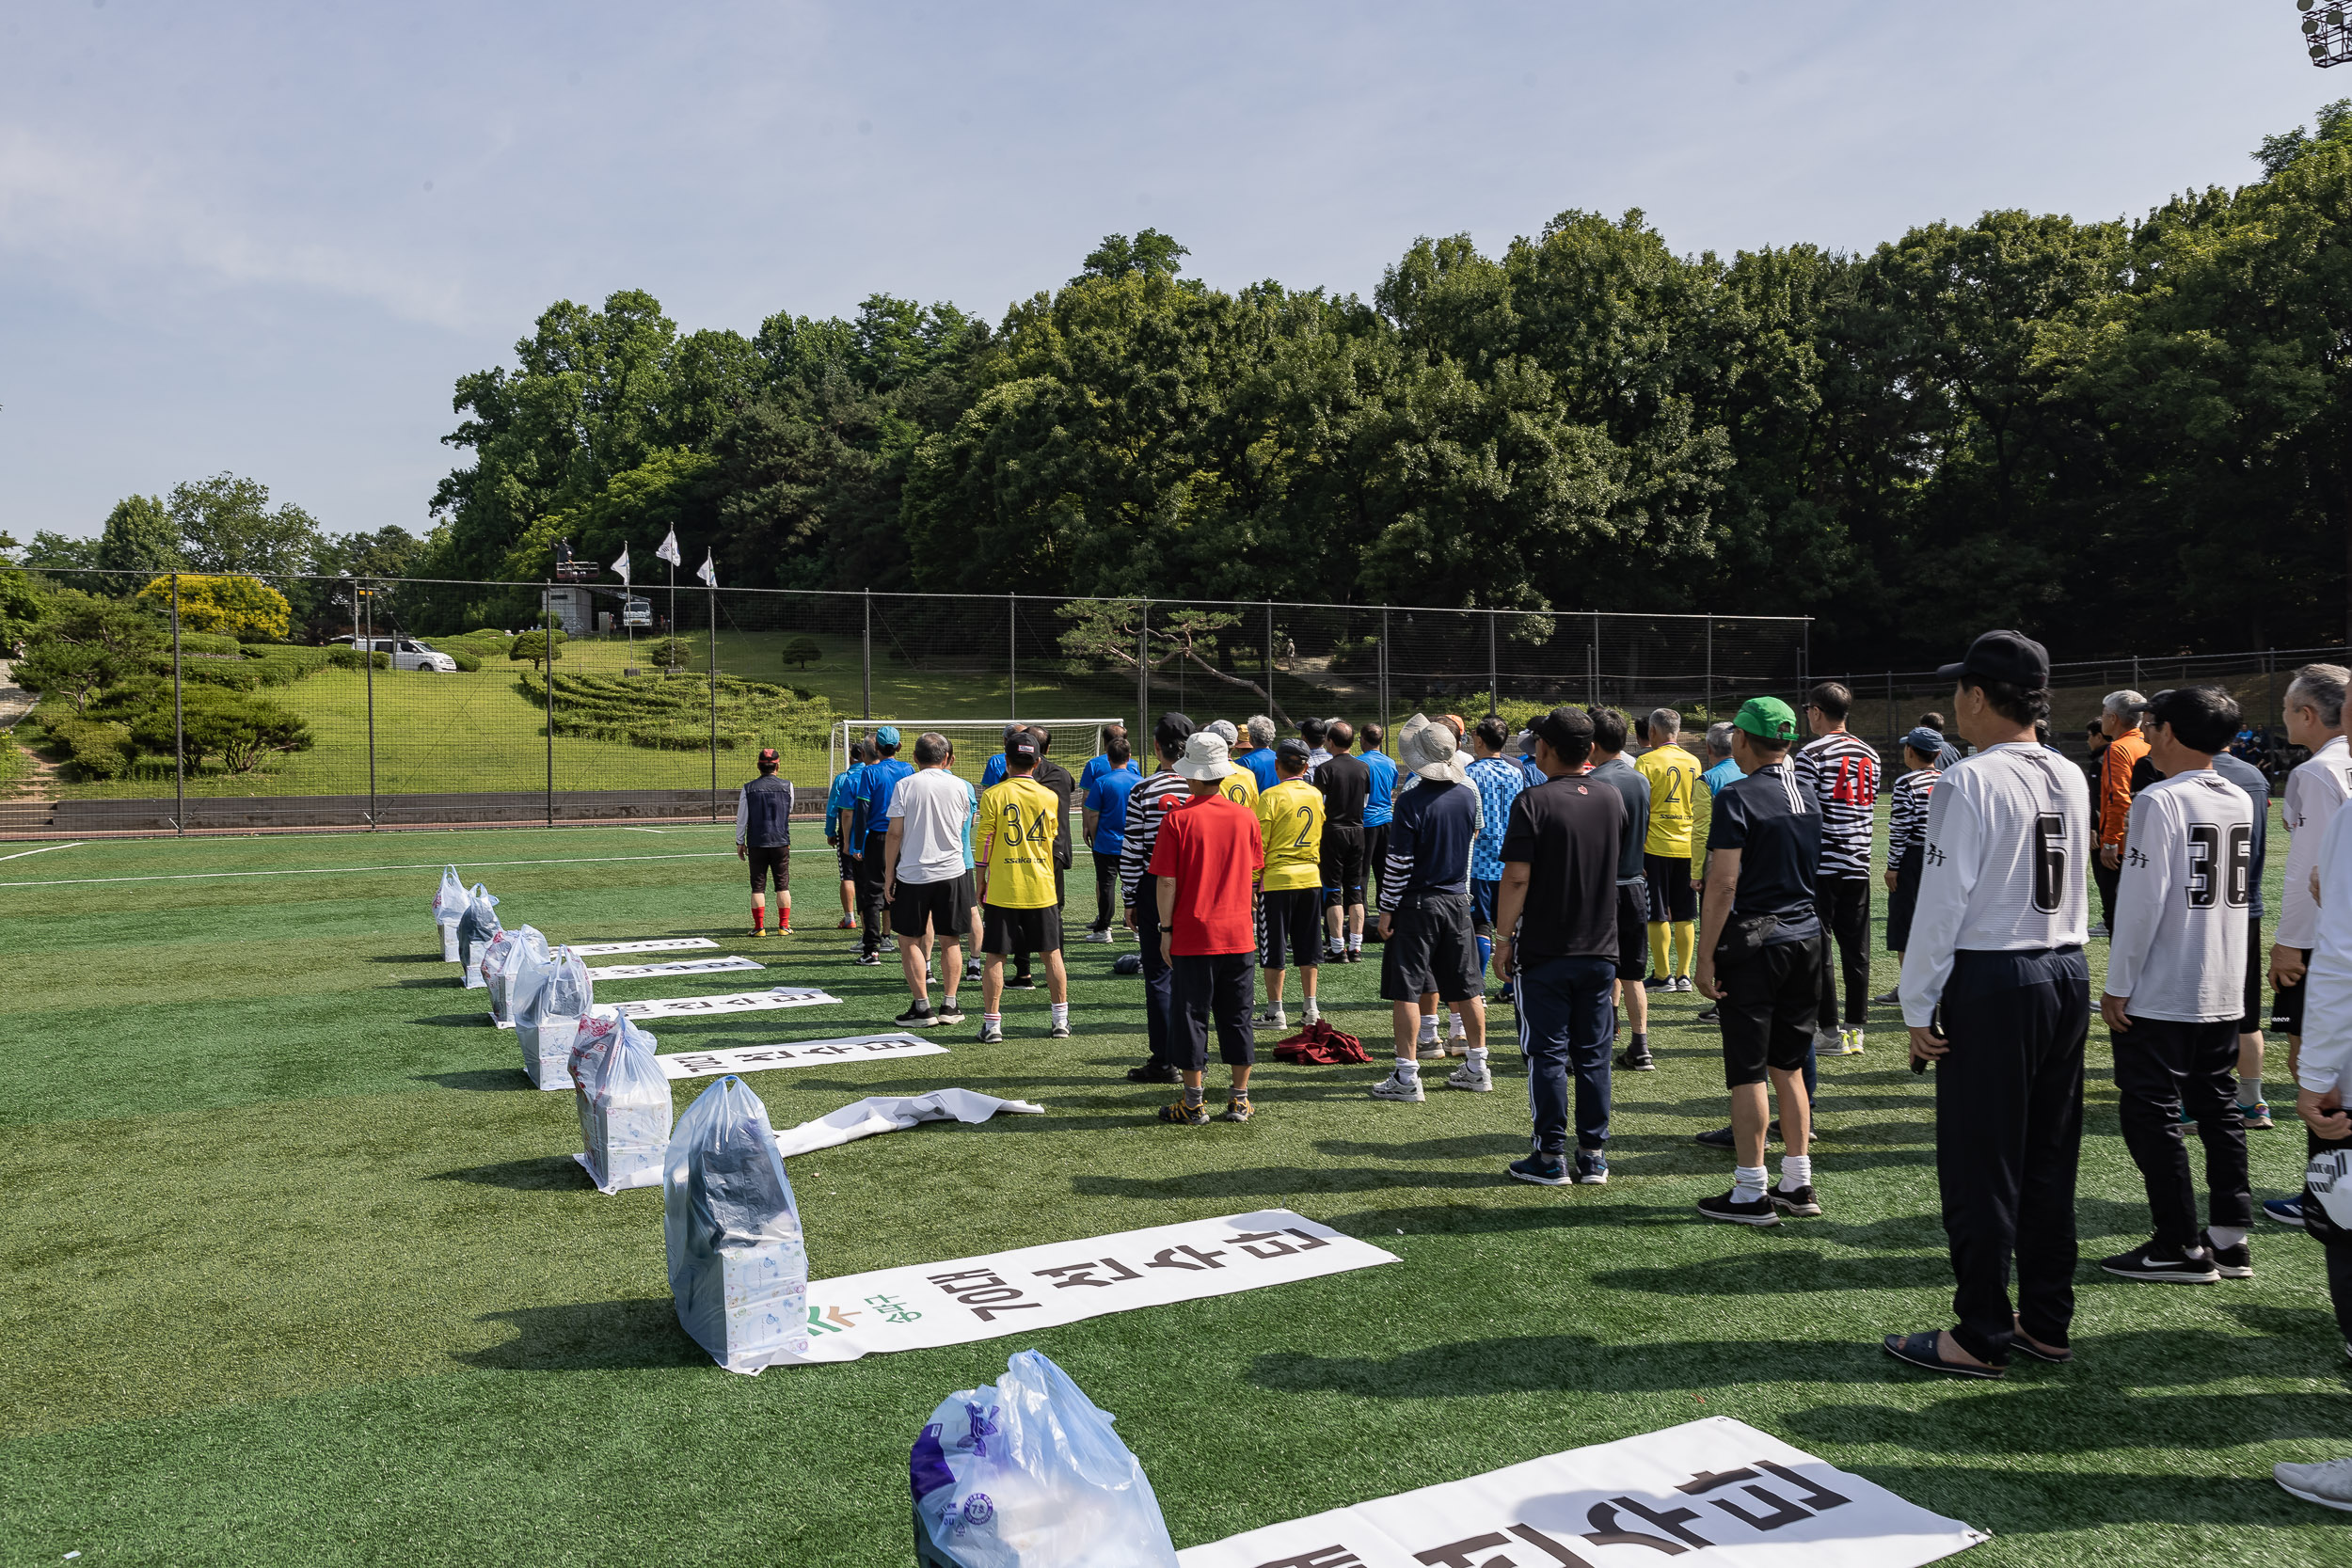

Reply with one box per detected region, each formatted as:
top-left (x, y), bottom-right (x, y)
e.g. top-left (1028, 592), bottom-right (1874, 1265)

top-left (663, 1075), bottom-right (807, 1373)
top-left (569, 1009), bottom-right (671, 1193)
top-left (911, 1350), bottom-right (1177, 1568)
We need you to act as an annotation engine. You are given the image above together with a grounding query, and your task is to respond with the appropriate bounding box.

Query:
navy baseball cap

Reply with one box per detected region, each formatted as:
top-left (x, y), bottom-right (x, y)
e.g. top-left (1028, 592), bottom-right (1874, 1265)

top-left (1006, 732), bottom-right (1039, 759)
top-left (1899, 727), bottom-right (1943, 757)
top-left (1936, 630), bottom-right (2049, 689)
top-left (1276, 737), bottom-right (1311, 764)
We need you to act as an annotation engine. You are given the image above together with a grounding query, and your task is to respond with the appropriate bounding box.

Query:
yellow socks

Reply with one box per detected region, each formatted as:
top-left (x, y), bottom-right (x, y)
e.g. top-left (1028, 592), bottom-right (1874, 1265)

top-left (1671, 920), bottom-right (1696, 977)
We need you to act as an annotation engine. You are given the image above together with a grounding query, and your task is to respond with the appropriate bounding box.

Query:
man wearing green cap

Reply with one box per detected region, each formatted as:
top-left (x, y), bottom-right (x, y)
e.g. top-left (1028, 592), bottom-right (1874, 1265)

top-left (1692, 695), bottom-right (1824, 1227)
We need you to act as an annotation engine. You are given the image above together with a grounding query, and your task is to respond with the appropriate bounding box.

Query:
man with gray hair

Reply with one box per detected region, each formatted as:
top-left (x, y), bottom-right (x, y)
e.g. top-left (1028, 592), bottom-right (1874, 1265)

top-left (2094, 690), bottom-right (2152, 935)
top-left (1239, 716), bottom-right (1280, 792)
top-left (2268, 664), bottom-right (2352, 1160)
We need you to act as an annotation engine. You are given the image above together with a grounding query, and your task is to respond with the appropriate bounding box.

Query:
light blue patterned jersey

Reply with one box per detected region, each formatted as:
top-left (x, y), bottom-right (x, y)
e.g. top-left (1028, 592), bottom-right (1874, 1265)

top-left (1466, 755), bottom-right (1527, 881)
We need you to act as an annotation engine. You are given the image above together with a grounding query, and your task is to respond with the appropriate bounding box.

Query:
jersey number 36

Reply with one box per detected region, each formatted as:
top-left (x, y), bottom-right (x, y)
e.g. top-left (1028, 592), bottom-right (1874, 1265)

top-left (2185, 822), bottom-right (2252, 910)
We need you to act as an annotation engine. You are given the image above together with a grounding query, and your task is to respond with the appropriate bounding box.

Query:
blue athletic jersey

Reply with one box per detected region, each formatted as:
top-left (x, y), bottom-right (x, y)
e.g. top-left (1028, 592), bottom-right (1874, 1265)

top-left (1238, 747), bottom-right (1280, 793)
top-left (851, 757), bottom-right (914, 841)
top-left (825, 766), bottom-right (863, 840)
top-left (1364, 750), bottom-right (1397, 827)
top-left (980, 753), bottom-right (1009, 791)
top-left (1084, 761), bottom-right (1143, 854)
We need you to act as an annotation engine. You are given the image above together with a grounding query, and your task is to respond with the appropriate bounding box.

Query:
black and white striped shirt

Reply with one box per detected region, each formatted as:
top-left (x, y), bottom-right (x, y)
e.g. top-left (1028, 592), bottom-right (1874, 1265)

top-left (1117, 768), bottom-right (1192, 907)
top-left (1794, 731), bottom-right (1882, 879)
top-left (1886, 766), bottom-right (1941, 863)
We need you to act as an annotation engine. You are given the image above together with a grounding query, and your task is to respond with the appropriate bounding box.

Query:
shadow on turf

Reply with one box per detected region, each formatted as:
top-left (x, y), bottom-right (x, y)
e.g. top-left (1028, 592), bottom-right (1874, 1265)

top-left (1248, 1333), bottom-right (1919, 1397)
top-left (1783, 1385), bottom-right (2352, 1454)
top-left (430, 1154), bottom-right (594, 1191)
top-left (418, 1069), bottom-right (536, 1092)
top-left (458, 1298), bottom-right (708, 1371)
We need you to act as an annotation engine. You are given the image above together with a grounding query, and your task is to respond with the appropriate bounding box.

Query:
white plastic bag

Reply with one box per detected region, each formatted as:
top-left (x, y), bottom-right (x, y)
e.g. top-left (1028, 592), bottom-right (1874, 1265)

top-left (517, 945), bottom-right (594, 1089)
top-left (485, 925), bottom-right (547, 1023)
top-left (664, 1075), bottom-right (807, 1373)
top-left (433, 864), bottom-right (467, 960)
top-left (498, 926), bottom-right (554, 1027)
top-left (569, 1008), bottom-right (672, 1193)
top-left (456, 884), bottom-right (501, 988)
top-left (910, 1350), bottom-right (1177, 1568)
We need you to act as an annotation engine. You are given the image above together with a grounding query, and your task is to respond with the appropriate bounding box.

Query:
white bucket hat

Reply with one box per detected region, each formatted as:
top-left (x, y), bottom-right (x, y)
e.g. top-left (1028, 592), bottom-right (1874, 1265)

top-left (1174, 731), bottom-right (1237, 781)
top-left (1398, 714), bottom-right (1467, 784)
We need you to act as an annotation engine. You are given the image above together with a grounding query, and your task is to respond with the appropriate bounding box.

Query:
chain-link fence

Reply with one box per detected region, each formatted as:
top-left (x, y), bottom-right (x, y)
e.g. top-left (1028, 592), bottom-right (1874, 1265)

top-left (0, 569), bottom-right (1817, 836)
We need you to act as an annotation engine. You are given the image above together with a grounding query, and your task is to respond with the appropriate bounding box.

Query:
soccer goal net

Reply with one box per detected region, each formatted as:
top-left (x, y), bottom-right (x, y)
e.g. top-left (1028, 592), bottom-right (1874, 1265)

top-left (828, 719), bottom-right (1127, 791)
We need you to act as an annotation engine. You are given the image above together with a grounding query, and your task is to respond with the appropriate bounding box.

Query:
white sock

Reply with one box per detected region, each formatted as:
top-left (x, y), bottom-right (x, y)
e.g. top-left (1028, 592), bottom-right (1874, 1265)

top-left (1419, 1017), bottom-right (1439, 1046)
top-left (1467, 1046), bottom-right (1488, 1069)
top-left (2241, 1074), bottom-right (2263, 1103)
top-left (2208, 1225), bottom-right (2249, 1249)
top-left (1347, 935), bottom-right (1362, 951)
top-left (1449, 1013), bottom-right (1468, 1040)
top-left (983, 1013), bottom-right (1000, 1029)
top-left (1733, 1164), bottom-right (1768, 1202)
top-left (1051, 1003), bottom-right (1069, 1026)
top-left (1302, 1000), bottom-right (1317, 1022)
top-left (1778, 1154), bottom-right (1812, 1191)
top-left (1396, 1054), bottom-right (1421, 1082)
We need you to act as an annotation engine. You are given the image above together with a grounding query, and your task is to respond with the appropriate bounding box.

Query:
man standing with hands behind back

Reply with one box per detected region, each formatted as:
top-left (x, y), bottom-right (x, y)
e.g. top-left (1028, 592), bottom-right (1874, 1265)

top-left (1884, 630), bottom-right (2090, 1380)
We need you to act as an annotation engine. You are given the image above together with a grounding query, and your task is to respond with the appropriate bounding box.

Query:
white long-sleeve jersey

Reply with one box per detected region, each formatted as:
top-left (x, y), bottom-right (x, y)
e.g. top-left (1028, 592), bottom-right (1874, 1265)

top-left (2102, 771), bottom-right (2252, 1021)
top-left (2276, 735), bottom-right (2352, 949)
top-left (2299, 802), bottom-right (2352, 1095)
top-left (1899, 741), bottom-right (2092, 1027)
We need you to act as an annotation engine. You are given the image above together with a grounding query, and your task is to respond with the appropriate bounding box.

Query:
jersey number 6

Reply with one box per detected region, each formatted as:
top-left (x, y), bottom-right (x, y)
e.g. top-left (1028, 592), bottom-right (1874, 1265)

top-left (2032, 812), bottom-right (2067, 914)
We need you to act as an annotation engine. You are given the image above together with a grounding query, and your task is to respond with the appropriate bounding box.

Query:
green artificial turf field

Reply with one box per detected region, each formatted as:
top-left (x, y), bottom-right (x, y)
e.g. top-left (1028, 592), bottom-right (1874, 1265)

top-left (2, 810), bottom-right (2348, 1566)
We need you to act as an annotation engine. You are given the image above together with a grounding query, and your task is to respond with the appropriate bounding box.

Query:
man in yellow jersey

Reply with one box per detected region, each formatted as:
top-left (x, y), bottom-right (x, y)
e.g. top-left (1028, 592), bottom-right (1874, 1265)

top-left (1207, 721), bottom-right (1260, 810)
top-left (974, 729), bottom-right (1069, 1043)
top-left (1253, 738), bottom-right (1327, 1030)
top-left (1636, 707), bottom-right (1703, 991)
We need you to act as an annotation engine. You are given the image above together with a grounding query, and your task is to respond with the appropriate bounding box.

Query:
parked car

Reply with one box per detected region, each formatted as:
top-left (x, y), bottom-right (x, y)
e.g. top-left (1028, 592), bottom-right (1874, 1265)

top-left (337, 636), bottom-right (459, 673)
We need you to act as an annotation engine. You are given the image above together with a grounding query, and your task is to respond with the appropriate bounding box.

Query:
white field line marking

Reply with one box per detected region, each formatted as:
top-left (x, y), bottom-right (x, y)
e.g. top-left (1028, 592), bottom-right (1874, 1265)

top-left (619, 827), bottom-right (668, 834)
top-left (0, 851), bottom-right (737, 889)
top-left (0, 842), bottom-right (87, 863)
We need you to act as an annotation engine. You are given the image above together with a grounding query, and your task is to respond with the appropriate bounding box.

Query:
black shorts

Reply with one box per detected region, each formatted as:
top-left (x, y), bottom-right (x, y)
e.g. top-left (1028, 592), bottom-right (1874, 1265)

top-left (1321, 825), bottom-right (1366, 909)
top-left (2271, 946), bottom-right (2311, 1036)
top-left (981, 903), bottom-right (1062, 956)
top-left (892, 873), bottom-right (973, 938)
top-left (1615, 881), bottom-right (1650, 980)
top-left (1886, 845), bottom-right (1924, 952)
top-left (1261, 887), bottom-right (1324, 971)
top-left (2242, 917), bottom-right (2265, 1035)
top-left (1380, 892), bottom-right (1483, 1004)
top-left (836, 847), bottom-right (857, 882)
top-left (1718, 935), bottom-right (1824, 1087)
top-left (1643, 853), bottom-right (1695, 923)
top-left (747, 844), bottom-right (788, 893)
top-left (1366, 825), bottom-right (1390, 891)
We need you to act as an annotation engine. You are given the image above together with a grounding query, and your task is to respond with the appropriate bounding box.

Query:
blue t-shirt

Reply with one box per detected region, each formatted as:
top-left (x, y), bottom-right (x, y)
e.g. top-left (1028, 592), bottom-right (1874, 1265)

top-left (1701, 757), bottom-right (1741, 797)
top-left (1084, 761), bottom-right (1143, 854)
top-left (980, 753), bottom-right (1009, 791)
top-left (1364, 751), bottom-right (1397, 827)
top-left (852, 756), bottom-right (914, 840)
top-left (1238, 747), bottom-right (1280, 793)
top-left (1707, 762), bottom-right (1822, 943)
top-left (961, 778), bottom-right (980, 870)
top-left (825, 766), bottom-right (864, 839)
top-left (2210, 751), bottom-right (2270, 921)
top-left (1466, 756), bottom-right (1526, 881)
top-left (1381, 778), bottom-right (1479, 907)
top-left (1516, 752), bottom-right (1547, 788)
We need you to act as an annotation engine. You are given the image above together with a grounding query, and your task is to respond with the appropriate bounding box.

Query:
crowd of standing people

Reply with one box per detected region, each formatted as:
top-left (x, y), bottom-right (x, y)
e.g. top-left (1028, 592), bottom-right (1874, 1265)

top-left (789, 637), bottom-right (2352, 1513)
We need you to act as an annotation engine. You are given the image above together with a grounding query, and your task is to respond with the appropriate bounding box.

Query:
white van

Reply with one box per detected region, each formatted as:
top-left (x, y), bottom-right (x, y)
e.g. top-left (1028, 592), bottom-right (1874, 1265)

top-left (342, 636), bottom-right (459, 673)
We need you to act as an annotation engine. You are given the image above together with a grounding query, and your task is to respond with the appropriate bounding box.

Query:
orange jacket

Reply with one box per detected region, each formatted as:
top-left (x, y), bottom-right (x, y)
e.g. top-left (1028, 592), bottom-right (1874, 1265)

top-left (2099, 728), bottom-right (2150, 848)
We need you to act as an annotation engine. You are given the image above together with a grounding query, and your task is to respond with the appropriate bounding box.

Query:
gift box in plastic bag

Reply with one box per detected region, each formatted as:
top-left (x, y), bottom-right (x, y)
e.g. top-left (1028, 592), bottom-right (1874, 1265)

top-left (664, 1075), bottom-right (807, 1372)
top-left (456, 884), bottom-right (501, 988)
top-left (433, 864), bottom-right (467, 961)
top-left (569, 1008), bottom-right (671, 1193)
top-left (517, 946), bottom-right (594, 1089)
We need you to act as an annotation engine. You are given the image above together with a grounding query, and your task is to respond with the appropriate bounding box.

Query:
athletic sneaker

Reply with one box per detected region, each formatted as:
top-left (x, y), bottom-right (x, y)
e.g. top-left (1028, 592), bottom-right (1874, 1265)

top-left (1814, 1028), bottom-right (1843, 1056)
top-left (1046, 1020), bottom-right (1072, 1039)
top-left (1126, 1061), bottom-right (1180, 1085)
top-left (1643, 976), bottom-right (1672, 990)
top-left (1445, 1061), bottom-right (1493, 1092)
top-left (1573, 1149), bottom-right (1610, 1185)
top-left (1005, 974), bottom-right (1036, 990)
top-left (853, 952), bottom-right (881, 967)
top-left (1772, 1184), bottom-right (1823, 1217)
top-left (933, 1002), bottom-right (966, 1025)
top-left (1217, 1096), bottom-right (1253, 1123)
top-left (1829, 1028), bottom-right (1866, 1056)
top-left (1870, 988), bottom-right (1901, 1006)
top-left (1252, 1008), bottom-right (1287, 1028)
top-left (977, 1020), bottom-right (1004, 1044)
top-left (750, 925), bottom-right (768, 938)
top-left (1697, 1189), bottom-right (1779, 1227)
top-left (1157, 1100), bottom-right (1209, 1126)
top-left (1344, 949), bottom-right (1362, 964)
top-left (835, 916), bottom-right (855, 929)
top-left (894, 1002), bottom-right (936, 1026)
top-left (1673, 975), bottom-right (1694, 992)
top-left (1696, 1005), bottom-right (1721, 1023)
top-left (1615, 1045), bottom-right (1655, 1071)
top-left (964, 958), bottom-right (984, 981)
top-left (2277, 1455), bottom-right (2352, 1513)
top-left (2201, 1229), bottom-right (2252, 1278)
top-left (1080, 929), bottom-right (1114, 944)
top-left (1508, 1154), bottom-right (1569, 1186)
top-left (1369, 1070), bottom-right (1426, 1102)
top-left (1324, 943), bottom-right (1345, 963)
top-left (1696, 1120), bottom-right (1782, 1149)
top-left (2241, 1101), bottom-right (2275, 1130)
top-left (2265, 1196), bottom-right (2306, 1227)
top-left (2099, 1239), bottom-right (2219, 1283)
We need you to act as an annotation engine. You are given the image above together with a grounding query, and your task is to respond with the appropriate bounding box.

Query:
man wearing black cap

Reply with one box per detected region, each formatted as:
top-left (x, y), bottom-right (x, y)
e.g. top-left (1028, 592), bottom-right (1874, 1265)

top-left (735, 748), bottom-right (795, 938)
top-left (1884, 629), bottom-right (2092, 1380)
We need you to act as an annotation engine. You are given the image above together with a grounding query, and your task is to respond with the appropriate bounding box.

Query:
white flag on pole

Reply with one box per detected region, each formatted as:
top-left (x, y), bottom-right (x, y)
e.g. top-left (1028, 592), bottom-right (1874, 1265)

top-left (696, 548), bottom-right (718, 587)
top-left (612, 544), bottom-right (631, 586)
top-left (656, 528), bottom-right (683, 566)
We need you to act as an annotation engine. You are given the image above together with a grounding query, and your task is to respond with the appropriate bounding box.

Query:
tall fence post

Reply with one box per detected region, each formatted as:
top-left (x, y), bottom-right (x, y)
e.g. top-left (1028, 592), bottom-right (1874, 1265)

top-left (1136, 600), bottom-right (1150, 732)
top-left (1378, 607), bottom-right (1390, 740)
top-left (170, 571), bottom-right (184, 836)
top-left (1264, 599), bottom-right (1274, 715)
top-left (1589, 613), bottom-right (1600, 708)
top-left (862, 589), bottom-right (873, 721)
top-left (1884, 670), bottom-right (1894, 757)
top-left (1008, 592), bottom-right (1017, 720)
top-left (363, 580), bottom-right (376, 829)
top-left (1487, 609), bottom-right (1499, 717)
top-left (707, 579), bottom-right (719, 823)
top-left (1705, 613), bottom-right (1713, 721)
top-left (544, 580), bottom-right (556, 828)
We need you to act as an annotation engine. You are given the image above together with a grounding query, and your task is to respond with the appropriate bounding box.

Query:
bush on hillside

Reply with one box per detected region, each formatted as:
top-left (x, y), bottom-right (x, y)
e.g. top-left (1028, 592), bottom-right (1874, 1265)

top-left (39, 711), bottom-right (135, 780)
top-left (133, 574), bottom-right (292, 641)
top-left (326, 647), bottom-right (390, 671)
top-left (177, 632), bottom-right (245, 658)
top-left (126, 687), bottom-right (313, 774)
top-left (518, 668), bottom-right (833, 754)
top-left (509, 629), bottom-right (565, 669)
top-left (449, 652), bottom-right (482, 673)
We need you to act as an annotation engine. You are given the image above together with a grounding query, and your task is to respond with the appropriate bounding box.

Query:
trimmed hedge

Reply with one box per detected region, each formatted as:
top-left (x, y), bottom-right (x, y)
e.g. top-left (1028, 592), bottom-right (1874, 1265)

top-left (517, 669), bottom-right (834, 753)
top-left (326, 647), bottom-right (390, 671)
top-left (40, 711), bottom-right (135, 780)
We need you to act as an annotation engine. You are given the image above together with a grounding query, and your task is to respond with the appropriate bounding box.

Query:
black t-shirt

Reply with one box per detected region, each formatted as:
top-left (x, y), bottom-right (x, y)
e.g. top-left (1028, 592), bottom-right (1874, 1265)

top-left (1706, 762), bottom-right (1822, 942)
top-left (1036, 758), bottom-right (1077, 869)
top-left (1499, 775), bottom-right (1625, 962)
top-left (1316, 752), bottom-right (1371, 827)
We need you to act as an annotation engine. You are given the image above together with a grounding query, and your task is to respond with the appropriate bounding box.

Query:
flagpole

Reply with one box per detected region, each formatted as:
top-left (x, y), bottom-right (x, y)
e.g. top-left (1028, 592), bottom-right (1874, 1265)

top-left (707, 563), bottom-right (718, 819)
top-left (667, 559), bottom-right (675, 671)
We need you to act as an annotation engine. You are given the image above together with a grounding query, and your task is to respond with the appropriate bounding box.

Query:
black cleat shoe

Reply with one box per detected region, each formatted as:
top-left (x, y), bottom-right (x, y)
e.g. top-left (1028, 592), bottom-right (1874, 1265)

top-left (1615, 1046), bottom-right (1655, 1071)
top-left (1005, 974), bottom-right (1036, 990)
top-left (894, 1003), bottom-right (936, 1026)
top-left (1697, 1189), bottom-right (1780, 1227)
top-left (1126, 1061), bottom-right (1180, 1085)
top-left (2100, 1238), bottom-right (2220, 1284)
top-left (1695, 1005), bottom-right (1721, 1023)
top-left (932, 1003), bottom-right (966, 1025)
top-left (2200, 1228), bottom-right (2252, 1278)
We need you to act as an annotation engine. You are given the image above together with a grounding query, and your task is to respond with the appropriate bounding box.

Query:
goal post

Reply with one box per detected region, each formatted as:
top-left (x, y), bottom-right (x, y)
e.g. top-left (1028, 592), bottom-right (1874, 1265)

top-left (828, 718), bottom-right (1128, 791)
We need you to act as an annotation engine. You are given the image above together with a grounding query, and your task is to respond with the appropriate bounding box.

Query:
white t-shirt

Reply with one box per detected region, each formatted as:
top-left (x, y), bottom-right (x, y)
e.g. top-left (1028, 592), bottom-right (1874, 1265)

top-left (888, 768), bottom-right (974, 884)
top-left (1899, 742), bottom-right (2092, 1027)
top-left (2276, 735), bottom-right (2352, 949)
top-left (2104, 770), bottom-right (2253, 1022)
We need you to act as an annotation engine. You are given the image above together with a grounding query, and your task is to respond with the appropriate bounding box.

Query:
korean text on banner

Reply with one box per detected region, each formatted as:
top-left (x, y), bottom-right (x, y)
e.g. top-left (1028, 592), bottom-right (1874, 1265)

top-left (656, 1035), bottom-right (949, 1082)
top-left (611, 988), bottom-right (838, 1022)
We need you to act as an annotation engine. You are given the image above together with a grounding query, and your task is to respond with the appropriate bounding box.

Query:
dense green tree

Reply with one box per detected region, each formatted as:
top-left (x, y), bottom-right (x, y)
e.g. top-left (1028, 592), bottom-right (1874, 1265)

top-left (91, 496), bottom-right (183, 589)
top-left (168, 474), bottom-right (321, 577)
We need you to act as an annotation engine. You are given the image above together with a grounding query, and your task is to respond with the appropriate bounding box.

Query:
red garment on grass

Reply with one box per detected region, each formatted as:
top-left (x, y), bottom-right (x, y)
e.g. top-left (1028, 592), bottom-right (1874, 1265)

top-left (1272, 1020), bottom-right (1372, 1065)
top-left (1147, 793), bottom-right (1264, 956)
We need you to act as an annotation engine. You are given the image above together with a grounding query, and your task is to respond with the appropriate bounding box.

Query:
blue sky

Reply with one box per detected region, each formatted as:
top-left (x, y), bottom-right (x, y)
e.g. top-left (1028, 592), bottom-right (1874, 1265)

top-left (0, 0), bottom-right (2331, 543)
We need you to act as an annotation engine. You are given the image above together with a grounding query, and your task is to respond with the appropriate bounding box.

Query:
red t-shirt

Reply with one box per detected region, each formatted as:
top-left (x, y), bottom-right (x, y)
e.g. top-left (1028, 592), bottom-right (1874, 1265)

top-left (1147, 793), bottom-right (1265, 956)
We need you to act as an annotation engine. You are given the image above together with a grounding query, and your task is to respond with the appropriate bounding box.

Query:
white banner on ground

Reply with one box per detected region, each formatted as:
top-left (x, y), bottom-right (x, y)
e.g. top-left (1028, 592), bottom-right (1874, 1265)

top-left (773, 1086), bottom-right (1041, 1157)
top-left (611, 988), bottom-right (838, 1022)
top-left (1177, 1415), bottom-right (1988, 1568)
top-left (655, 1034), bottom-right (950, 1081)
top-left (567, 938), bottom-right (722, 958)
top-left (587, 955), bottom-right (765, 981)
top-left (777, 1209), bottom-right (1392, 1367)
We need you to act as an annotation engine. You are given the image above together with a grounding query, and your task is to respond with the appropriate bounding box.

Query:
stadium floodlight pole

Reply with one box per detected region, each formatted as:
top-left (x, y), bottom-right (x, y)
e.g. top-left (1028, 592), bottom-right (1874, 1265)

top-left (362, 580), bottom-right (376, 830)
top-left (1590, 612), bottom-right (1600, 708)
top-left (545, 579), bottom-right (556, 828)
top-left (1264, 600), bottom-right (1273, 711)
top-left (171, 572), bottom-right (184, 837)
